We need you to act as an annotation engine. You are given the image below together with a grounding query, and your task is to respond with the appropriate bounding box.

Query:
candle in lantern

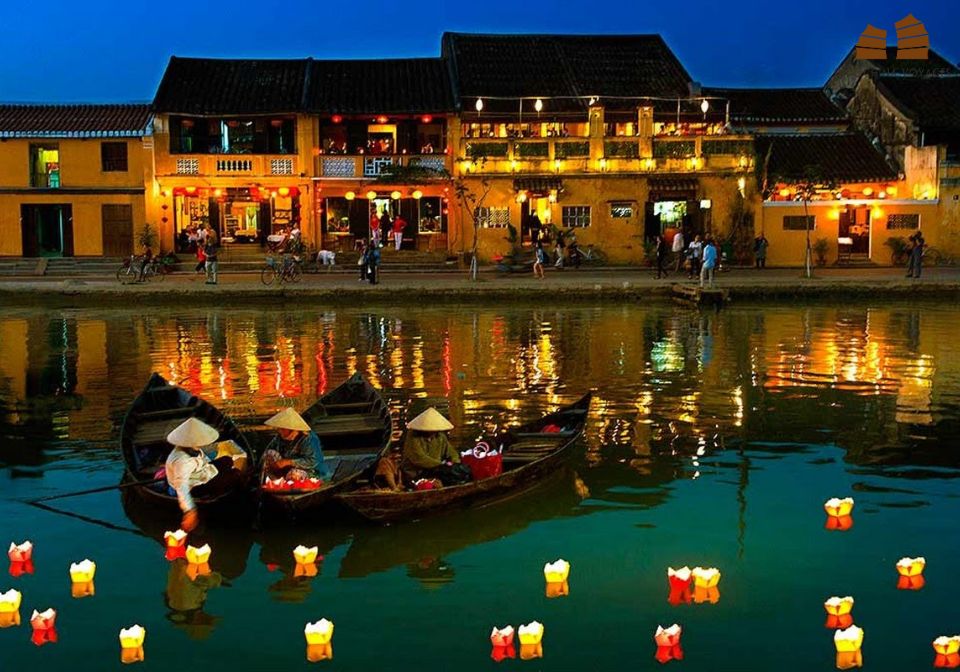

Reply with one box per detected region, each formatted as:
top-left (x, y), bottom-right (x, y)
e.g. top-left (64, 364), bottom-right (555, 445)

top-left (691, 566), bottom-right (721, 588)
top-left (69, 559), bottom-right (96, 583)
top-left (896, 557), bottom-right (926, 590)
top-left (834, 625), bottom-right (864, 670)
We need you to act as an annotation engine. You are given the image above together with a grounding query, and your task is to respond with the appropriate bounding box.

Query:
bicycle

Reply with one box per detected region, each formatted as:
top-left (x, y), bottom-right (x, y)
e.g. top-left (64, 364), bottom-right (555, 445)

top-left (572, 245), bottom-right (607, 266)
top-left (261, 254), bottom-right (303, 285)
top-left (116, 255), bottom-right (164, 284)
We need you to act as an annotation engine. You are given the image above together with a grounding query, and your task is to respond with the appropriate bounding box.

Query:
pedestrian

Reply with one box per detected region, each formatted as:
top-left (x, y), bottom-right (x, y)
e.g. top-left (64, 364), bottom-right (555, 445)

top-left (391, 214), bottom-right (406, 251)
top-left (906, 231), bottom-right (925, 278)
top-left (533, 240), bottom-right (546, 279)
top-left (554, 230), bottom-right (566, 268)
top-left (567, 230), bottom-right (581, 269)
top-left (367, 238), bottom-right (381, 284)
top-left (203, 226), bottom-right (219, 285)
top-left (700, 235), bottom-right (717, 289)
top-left (754, 233), bottom-right (769, 269)
top-left (379, 210), bottom-right (392, 248)
top-left (370, 210), bottom-right (382, 248)
top-left (357, 239), bottom-right (368, 281)
top-left (687, 234), bottom-right (703, 280)
top-left (655, 233), bottom-right (669, 279)
top-left (672, 229), bottom-right (685, 272)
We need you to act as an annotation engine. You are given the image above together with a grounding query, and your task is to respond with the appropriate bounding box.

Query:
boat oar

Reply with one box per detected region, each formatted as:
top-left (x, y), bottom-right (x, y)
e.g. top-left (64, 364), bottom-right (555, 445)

top-left (24, 500), bottom-right (147, 537)
top-left (28, 476), bottom-right (167, 504)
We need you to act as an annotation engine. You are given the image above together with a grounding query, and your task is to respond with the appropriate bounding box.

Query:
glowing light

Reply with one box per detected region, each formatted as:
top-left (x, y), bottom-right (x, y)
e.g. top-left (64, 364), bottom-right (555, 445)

top-left (390, 190), bottom-right (402, 200)
top-left (824, 597), bottom-right (855, 629)
top-left (896, 556), bottom-right (926, 577)
top-left (331, 115), bottom-right (343, 124)
top-left (345, 191), bottom-right (355, 201)
top-left (700, 99), bottom-right (710, 114)
top-left (412, 190), bottom-right (423, 199)
top-left (366, 190), bottom-right (377, 200)
top-left (862, 187), bottom-right (873, 196)
top-left (599, 157), bottom-right (608, 171)
top-left (7, 541), bottom-right (32, 563)
top-left (534, 98), bottom-right (543, 113)
top-left (654, 624), bottom-right (684, 664)
top-left (119, 625), bottom-right (146, 649)
top-left (518, 621), bottom-right (544, 645)
top-left (933, 636), bottom-right (960, 668)
top-left (185, 544), bottom-right (211, 565)
top-left (824, 497), bottom-right (854, 517)
top-left (475, 98), bottom-right (484, 112)
top-left (278, 187), bottom-right (290, 197)
top-left (69, 559), bottom-right (96, 583)
top-left (421, 115), bottom-right (433, 124)
top-left (691, 566), bottom-right (721, 588)
top-left (0, 589), bottom-right (22, 613)
top-left (667, 566), bottom-right (692, 605)
top-left (779, 187), bottom-right (792, 198)
top-left (834, 625), bottom-right (864, 669)
top-left (491, 626), bottom-right (515, 647)
top-left (293, 545), bottom-right (319, 565)
top-left (304, 619), bottom-right (334, 645)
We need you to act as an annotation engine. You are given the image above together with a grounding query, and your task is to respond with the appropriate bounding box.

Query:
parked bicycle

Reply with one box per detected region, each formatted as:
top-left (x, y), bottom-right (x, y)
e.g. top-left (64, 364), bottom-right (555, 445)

top-left (573, 244), bottom-right (607, 266)
top-left (116, 255), bottom-right (165, 284)
top-left (261, 254), bottom-right (303, 285)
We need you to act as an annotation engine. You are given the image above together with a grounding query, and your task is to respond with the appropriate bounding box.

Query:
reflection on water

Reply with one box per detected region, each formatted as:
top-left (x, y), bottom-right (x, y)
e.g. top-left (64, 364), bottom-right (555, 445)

top-left (2, 302), bottom-right (960, 670)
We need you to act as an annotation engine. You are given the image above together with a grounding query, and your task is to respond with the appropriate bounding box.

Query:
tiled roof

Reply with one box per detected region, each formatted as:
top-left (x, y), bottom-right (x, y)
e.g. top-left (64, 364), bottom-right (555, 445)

top-left (756, 133), bottom-right (898, 183)
top-left (442, 33), bottom-right (691, 113)
top-left (863, 47), bottom-right (960, 76)
top-left (876, 75), bottom-right (960, 133)
top-left (152, 57), bottom-right (309, 114)
top-left (703, 87), bottom-right (847, 125)
top-left (0, 104), bottom-right (152, 138)
top-left (308, 58), bottom-right (454, 114)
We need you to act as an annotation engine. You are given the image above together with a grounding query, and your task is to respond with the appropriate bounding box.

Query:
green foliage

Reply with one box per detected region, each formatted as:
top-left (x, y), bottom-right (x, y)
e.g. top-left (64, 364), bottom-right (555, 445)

top-left (701, 139), bottom-right (753, 156)
top-left (374, 164), bottom-right (450, 184)
top-left (653, 140), bottom-right (694, 159)
top-left (813, 237), bottom-right (830, 266)
top-left (466, 142), bottom-right (508, 159)
top-left (604, 140), bottom-right (640, 158)
top-left (138, 223), bottom-right (157, 251)
top-left (554, 141), bottom-right (590, 158)
top-left (514, 142), bottom-right (549, 158)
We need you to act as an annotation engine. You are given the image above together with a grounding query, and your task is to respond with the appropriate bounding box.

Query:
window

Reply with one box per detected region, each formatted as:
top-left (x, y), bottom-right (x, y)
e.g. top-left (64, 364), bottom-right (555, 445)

top-left (610, 202), bottom-right (634, 218)
top-left (101, 142), bottom-right (128, 172)
top-left (783, 215), bottom-right (816, 231)
top-left (29, 144), bottom-right (60, 188)
top-left (476, 206), bottom-right (510, 229)
top-left (170, 116), bottom-right (295, 154)
top-left (886, 213), bottom-right (920, 230)
top-left (562, 206), bottom-right (592, 228)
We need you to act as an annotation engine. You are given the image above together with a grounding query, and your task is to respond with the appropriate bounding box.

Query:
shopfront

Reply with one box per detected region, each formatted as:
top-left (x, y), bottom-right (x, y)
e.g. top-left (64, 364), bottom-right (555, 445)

top-left (320, 190), bottom-right (448, 251)
top-left (172, 186), bottom-right (301, 249)
top-left (644, 178), bottom-right (705, 241)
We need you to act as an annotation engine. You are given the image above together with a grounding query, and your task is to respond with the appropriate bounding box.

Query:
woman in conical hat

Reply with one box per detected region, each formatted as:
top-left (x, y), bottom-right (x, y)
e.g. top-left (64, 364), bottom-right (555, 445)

top-left (164, 418), bottom-right (243, 531)
top-left (262, 408), bottom-right (330, 482)
top-left (402, 407), bottom-right (470, 486)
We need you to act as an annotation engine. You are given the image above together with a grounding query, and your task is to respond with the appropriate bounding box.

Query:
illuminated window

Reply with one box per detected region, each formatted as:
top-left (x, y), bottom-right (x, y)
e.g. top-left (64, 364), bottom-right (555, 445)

top-left (476, 206), bottom-right (510, 228)
top-left (29, 144), bottom-right (60, 188)
top-left (610, 202), bottom-right (634, 218)
top-left (783, 215), bottom-right (816, 231)
top-left (562, 205), bottom-right (592, 228)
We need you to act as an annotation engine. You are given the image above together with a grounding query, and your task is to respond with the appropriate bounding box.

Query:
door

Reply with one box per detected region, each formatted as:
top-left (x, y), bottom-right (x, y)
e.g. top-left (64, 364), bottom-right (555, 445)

top-left (21, 204), bottom-right (73, 257)
top-left (101, 204), bottom-right (133, 257)
top-left (839, 207), bottom-right (870, 255)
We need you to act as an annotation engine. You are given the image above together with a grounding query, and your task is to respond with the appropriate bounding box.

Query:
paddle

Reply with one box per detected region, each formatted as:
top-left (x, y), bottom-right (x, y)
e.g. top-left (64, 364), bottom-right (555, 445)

top-left (28, 476), bottom-right (167, 504)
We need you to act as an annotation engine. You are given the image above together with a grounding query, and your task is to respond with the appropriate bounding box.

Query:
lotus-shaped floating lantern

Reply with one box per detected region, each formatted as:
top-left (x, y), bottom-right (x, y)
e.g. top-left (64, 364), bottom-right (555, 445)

top-left (185, 544), bottom-right (211, 565)
top-left (304, 618), bottom-right (334, 645)
top-left (164, 529), bottom-right (187, 548)
top-left (824, 497), bottom-right (855, 517)
top-left (306, 643), bottom-right (333, 662)
top-left (824, 596), bottom-right (855, 629)
top-left (654, 624), bottom-right (684, 663)
top-left (30, 608), bottom-right (57, 645)
top-left (69, 559), bottom-right (97, 583)
top-left (71, 580), bottom-right (95, 599)
top-left (0, 589), bottom-right (21, 627)
top-left (294, 562), bottom-right (318, 578)
top-left (519, 642), bottom-right (543, 660)
top-left (934, 635), bottom-right (960, 668)
top-left (543, 559), bottom-right (570, 583)
top-left (119, 624), bottom-right (146, 649)
top-left (518, 621), bottom-right (544, 645)
top-left (293, 545), bottom-right (319, 565)
top-left (693, 585), bottom-right (720, 604)
top-left (185, 562), bottom-right (211, 581)
top-left (545, 580), bottom-right (569, 598)
top-left (490, 625), bottom-right (515, 647)
top-left (834, 625), bottom-right (864, 669)
top-left (491, 642), bottom-right (516, 662)
top-left (667, 566), bottom-right (692, 605)
top-left (896, 557), bottom-right (925, 577)
top-left (121, 646), bottom-right (145, 664)
top-left (691, 567), bottom-right (721, 588)
top-left (7, 541), bottom-right (32, 563)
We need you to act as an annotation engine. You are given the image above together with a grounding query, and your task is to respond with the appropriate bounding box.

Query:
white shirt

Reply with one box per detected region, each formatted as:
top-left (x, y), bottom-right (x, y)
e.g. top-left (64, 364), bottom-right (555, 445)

top-left (165, 447), bottom-right (219, 512)
top-left (689, 240), bottom-right (703, 259)
top-left (671, 232), bottom-right (685, 253)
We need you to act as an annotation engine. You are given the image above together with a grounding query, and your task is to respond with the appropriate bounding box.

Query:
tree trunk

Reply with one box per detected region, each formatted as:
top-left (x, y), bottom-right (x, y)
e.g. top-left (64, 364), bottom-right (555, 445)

top-left (803, 199), bottom-right (812, 279)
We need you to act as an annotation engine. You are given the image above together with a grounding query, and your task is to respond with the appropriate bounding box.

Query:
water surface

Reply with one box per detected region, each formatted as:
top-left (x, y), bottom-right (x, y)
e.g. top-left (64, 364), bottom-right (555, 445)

top-left (1, 302), bottom-right (958, 670)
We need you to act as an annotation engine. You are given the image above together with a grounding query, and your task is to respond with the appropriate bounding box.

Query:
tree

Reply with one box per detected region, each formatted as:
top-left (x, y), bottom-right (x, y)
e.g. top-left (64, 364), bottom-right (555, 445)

top-left (452, 162), bottom-right (491, 281)
top-left (793, 166), bottom-right (838, 278)
top-left (138, 222), bottom-right (157, 253)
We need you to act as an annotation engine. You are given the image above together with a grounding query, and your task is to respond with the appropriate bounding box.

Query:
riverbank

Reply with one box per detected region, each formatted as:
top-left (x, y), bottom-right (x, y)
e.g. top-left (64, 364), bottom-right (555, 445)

top-left (2, 266), bottom-right (959, 306)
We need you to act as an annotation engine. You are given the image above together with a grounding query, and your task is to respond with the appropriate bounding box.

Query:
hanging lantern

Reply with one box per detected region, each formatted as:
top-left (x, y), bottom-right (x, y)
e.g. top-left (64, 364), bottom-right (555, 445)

top-left (654, 624), bottom-right (684, 664)
top-left (412, 190), bottom-right (423, 200)
top-left (421, 115), bottom-right (433, 124)
top-left (667, 566), bottom-right (692, 605)
top-left (69, 559), bottom-right (96, 583)
top-left (778, 187), bottom-right (792, 198)
top-left (390, 190), bottom-right (402, 200)
top-left (824, 596), bottom-right (855, 629)
top-left (0, 589), bottom-right (21, 626)
top-left (7, 541), bottom-right (32, 563)
top-left (307, 643), bottom-right (333, 662)
top-left (885, 186), bottom-right (898, 197)
top-left (304, 619), bottom-right (334, 645)
top-left (534, 98), bottom-right (544, 113)
top-left (278, 187), bottom-right (291, 198)
top-left (345, 191), bottom-right (356, 201)
top-left (185, 544), bottom-right (211, 565)
top-left (331, 115), bottom-right (343, 124)
top-left (700, 99), bottom-right (710, 115)
top-left (518, 621), bottom-right (544, 645)
top-left (376, 115), bottom-right (389, 124)
top-left (933, 636), bottom-right (960, 668)
top-left (475, 98), bottom-right (484, 113)
top-left (293, 545), bottom-right (319, 565)
top-left (834, 625), bottom-right (864, 670)
top-left (862, 187), bottom-right (874, 197)
top-left (691, 566), bottom-right (721, 588)
top-left (30, 608), bottom-right (57, 646)
top-left (366, 190), bottom-right (377, 200)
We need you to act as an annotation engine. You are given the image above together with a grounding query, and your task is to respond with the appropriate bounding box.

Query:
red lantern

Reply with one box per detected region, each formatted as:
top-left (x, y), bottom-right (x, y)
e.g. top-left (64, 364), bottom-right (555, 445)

top-left (897, 575), bottom-right (925, 591)
top-left (270, 119), bottom-right (284, 128)
top-left (825, 515), bottom-right (854, 531)
top-left (421, 115), bottom-right (433, 124)
top-left (491, 644), bottom-right (516, 662)
top-left (8, 560), bottom-right (34, 577)
top-left (375, 115), bottom-right (388, 124)
top-left (331, 115), bottom-right (343, 124)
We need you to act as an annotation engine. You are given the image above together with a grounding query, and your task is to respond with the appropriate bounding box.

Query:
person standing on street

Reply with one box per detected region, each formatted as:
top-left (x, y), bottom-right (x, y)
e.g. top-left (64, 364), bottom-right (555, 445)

top-left (687, 235), bottom-right (703, 280)
top-left (391, 214), bottom-right (406, 251)
top-left (906, 231), bottom-right (925, 278)
top-left (672, 229), bottom-right (685, 272)
top-left (755, 234), bottom-right (769, 269)
top-left (700, 235), bottom-right (718, 289)
top-left (655, 233), bottom-right (669, 279)
top-left (204, 225), bottom-right (219, 285)
top-left (367, 238), bottom-right (381, 284)
top-left (533, 240), bottom-right (546, 279)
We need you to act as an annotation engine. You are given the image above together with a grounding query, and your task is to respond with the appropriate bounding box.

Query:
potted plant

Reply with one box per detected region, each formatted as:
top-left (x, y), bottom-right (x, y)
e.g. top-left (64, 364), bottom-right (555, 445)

top-left (884, 236), bottom-right (909, 265)
top-left (813, 237), bottom-right (830, 266)
top-left (138, 222), bottom-right (157, 253)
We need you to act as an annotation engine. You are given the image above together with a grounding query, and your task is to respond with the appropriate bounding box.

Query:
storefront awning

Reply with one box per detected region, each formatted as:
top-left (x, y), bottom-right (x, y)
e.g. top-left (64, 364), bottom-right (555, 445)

top-left (648, 178), bottom-right (699, 192)
top-left (513, 177), bottom-right (563, 195)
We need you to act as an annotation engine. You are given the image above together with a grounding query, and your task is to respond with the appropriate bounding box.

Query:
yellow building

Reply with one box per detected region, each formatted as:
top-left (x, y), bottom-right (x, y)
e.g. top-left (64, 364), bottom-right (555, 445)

top-left (0, 104), bottom-right (153, 257)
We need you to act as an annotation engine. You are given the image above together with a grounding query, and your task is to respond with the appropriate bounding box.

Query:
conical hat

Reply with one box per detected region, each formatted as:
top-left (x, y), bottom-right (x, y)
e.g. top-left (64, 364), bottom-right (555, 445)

top-left (407, 407), bottom-right (453, 432)
top-left (265, 407), bottom-right (311, 432)
top-left (167, 418), bottom-right (219, 448)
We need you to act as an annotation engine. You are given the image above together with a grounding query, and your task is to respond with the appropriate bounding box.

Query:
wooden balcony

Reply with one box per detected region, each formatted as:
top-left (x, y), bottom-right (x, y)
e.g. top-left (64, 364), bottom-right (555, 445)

top-left (316, 154), bottom-right (451, 179)
top-left (159, 154), bottom-right (300, 178)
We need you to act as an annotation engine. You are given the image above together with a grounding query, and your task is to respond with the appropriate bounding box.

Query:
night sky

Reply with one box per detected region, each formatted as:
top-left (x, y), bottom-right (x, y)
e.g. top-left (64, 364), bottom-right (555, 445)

top-left (2, 0), bottom-right (957, 102)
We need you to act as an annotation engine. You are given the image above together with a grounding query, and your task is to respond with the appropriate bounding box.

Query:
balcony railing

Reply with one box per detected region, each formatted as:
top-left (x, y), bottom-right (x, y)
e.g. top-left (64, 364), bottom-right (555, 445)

top-left (163, 154), bottom-right (300, 177)
top-left (316, 154), bottom-right (450, 178)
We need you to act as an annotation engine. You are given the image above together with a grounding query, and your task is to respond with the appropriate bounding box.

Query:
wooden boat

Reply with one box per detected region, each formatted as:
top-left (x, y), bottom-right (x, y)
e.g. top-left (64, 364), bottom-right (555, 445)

top-left (671, 283), bottom-right (728, 307)
top-left (119, 372), bottom-right (256, 515)
top-left (258, 373), bottom-right (393, 517)
top-left (335, 392), bottom-right (592, 523)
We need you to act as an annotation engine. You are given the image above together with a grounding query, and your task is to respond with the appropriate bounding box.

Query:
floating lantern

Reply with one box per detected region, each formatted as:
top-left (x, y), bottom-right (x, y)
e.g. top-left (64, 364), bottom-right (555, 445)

top-left (305, 619), bottom-right (334, 646)
top-left (30, 608), bottom-right (57, 645)
top-left (164, 530), bottom-right (188, 560)
top-left (293, 545), bottom-right (319, 565)
top-left (518, 621), bottom-right (544, 645)
top-left (0, 589), bottom-right (21, 627)
top-left (654, 624), bottom-right (684, 663)
top-left (119, 624), bottom-right (146, 648)
top-left (543, 559), bottom-right (570, 583)
top-left (545, 580), bottom-right (569, 598)
top-left (824, 497), bottom-right (854, 517)
top-left (121, 646), bottom-right (145, 664)
top-left (692, 585), bottom-right (720, 604)
top-left (491, 642), bottom-right (516, 662)
top-left (933, 635), bottom-right (960, 668)
top-left (69, 559), bottom-right (96, 583)
top-left (185, 544), bottom-right (211, 565)
top-left (519, 642), bottom-right (543, 660)
top-left (307, 643), bottom-right (333, 662)
top-left (7, 541), bottom-right (32, 563)
top-left (824, 596), bottom-right (855, 629)
top-left (691, 567), bottom-right (721, 588)
top-left (667, 566), bottom-right (692, 605)
top-left (294, 562), bottom-right (318, 578)
top-left (72, 581), bottom-right (95, 599)
top-left (490, 625), bottom-right (515, 647)
top-left (896, 556), bottom-right (925, 577)
top-left (8, 560), bottom-right (34, 577)
top-left (834, 625), bottom-right (864, 669)
top-left (185, 562), bottom-right (211, 581)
